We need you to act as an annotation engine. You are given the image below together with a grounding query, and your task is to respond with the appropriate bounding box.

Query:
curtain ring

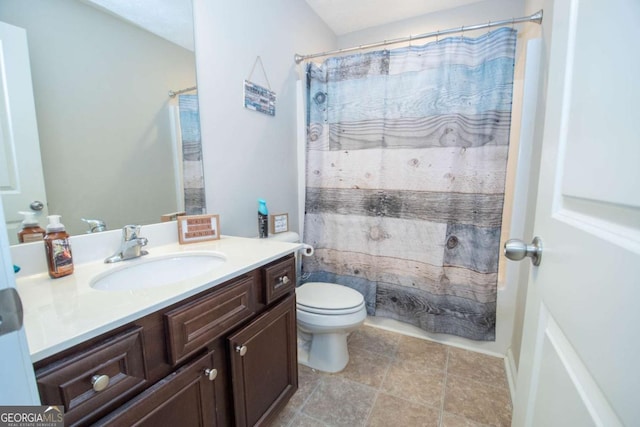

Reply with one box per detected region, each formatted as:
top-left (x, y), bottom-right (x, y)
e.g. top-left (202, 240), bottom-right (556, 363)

top-left (409, 34), bottom-right (412, 47)
top-left (460, 25), bottom-right (465, 41)
top-left (512, 18), bottom-right (515, 29)
top-left (436, 30), bottom-right (439, 43)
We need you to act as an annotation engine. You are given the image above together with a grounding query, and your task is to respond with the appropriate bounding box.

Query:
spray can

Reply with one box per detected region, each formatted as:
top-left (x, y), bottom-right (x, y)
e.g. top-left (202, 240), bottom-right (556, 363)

top-left (258, 199), bottom-right (269, 238)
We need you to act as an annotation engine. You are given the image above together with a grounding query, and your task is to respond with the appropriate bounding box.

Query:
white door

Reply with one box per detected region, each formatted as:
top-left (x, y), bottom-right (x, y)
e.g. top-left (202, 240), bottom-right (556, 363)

top-left (512, 0), bottom-right (639, 426)
top-left (0, 21), bottom-right (48, 245)
top-left (0, 197), bottom-right (40, 404)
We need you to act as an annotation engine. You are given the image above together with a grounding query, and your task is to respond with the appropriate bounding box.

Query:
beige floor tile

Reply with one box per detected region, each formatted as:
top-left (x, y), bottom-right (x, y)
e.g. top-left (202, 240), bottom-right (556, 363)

top-left (301, 376), bottom-right (377, 426)
top-left (441, 411), bottom-right (491, 427)
top-left (444, 375), bottom-right (512, 426)
top-left (395, 335), bottom-right (448, 372)
top-left (271, 403), bottom-right (298, 427)
top-left (285, 327), bottom-right (514, 427)
top-left (348, 326), bottom-right (401, 357)
top-left (289, 412), bottom-right (330, 427)
top-left (336, 346), bottom-right (392, 388)
top-left (366, 393), bottom-right (440, 427)
top-left (288, 365), bottom-right (325, 410)
top-left (380, 360), bottom-right (444, 407)
top-left (447, 347), bottom-right (508, 388)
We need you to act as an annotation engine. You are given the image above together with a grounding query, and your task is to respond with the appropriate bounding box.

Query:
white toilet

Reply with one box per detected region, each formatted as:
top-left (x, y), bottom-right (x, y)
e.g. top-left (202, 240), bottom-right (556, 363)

top-left (296, 282), bottom-right (366, 373)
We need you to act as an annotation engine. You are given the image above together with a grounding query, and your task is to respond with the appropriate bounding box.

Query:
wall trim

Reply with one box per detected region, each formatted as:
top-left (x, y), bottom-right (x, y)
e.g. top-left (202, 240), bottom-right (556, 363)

top-left (364, 316), bottom-right (505, 358)
top-left (505, 346), bottom-right (518, 403)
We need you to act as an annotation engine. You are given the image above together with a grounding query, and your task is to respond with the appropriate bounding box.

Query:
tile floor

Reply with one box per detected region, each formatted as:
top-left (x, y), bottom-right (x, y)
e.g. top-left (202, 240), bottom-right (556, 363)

top-left (273, 325), bottom-right (512, 427)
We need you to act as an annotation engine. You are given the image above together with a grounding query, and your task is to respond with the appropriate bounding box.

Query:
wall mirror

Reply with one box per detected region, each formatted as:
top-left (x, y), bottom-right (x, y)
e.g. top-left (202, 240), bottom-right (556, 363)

top-left (0, 0), bottom-right (200, 243)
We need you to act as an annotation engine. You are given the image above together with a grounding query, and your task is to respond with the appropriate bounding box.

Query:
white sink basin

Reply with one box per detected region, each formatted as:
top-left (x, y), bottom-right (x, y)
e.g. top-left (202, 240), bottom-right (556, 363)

top-left (90, 252), bottom-right (226, 291)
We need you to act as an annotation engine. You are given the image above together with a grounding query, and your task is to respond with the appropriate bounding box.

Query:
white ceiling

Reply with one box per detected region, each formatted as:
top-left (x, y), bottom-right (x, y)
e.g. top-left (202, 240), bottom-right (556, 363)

top-left (305, 0), bottom-right (487, 35)
top-left (83, 0), bottom-right (487, 50)
top-left (84, 0), bottom-right (195, 51)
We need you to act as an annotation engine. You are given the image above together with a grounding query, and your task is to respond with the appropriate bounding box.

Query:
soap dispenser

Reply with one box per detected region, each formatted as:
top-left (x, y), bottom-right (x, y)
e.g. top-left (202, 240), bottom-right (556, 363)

top-left (44, 215), bottom-right (74, 279)
top-left (258, 199), bottom-right (269, 238)
top-left (17, 211), bottom-right (46, 243)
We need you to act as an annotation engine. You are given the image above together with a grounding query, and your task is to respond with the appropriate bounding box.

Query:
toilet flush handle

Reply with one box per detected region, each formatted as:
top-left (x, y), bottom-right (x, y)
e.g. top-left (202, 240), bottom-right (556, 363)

top-left (236, 345), bottom-right (248, 356)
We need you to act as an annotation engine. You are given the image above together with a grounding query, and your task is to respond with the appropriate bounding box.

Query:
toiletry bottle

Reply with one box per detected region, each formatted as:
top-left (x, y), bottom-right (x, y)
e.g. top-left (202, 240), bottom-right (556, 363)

top-left (258, 199), bottom-right (269, 238)
top-left (44, 215), bottom-right (74, 279)
top-left (17, 211), bottom-right (46, 243)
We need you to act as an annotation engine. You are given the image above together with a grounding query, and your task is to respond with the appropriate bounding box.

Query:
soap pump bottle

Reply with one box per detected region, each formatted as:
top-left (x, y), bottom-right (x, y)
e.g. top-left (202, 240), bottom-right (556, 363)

top-left (17, 211), bottom-right (46, 243)
top-left (258, 199), bottom-right (269, 238)
top-left (44, 215), bottom-right (74, 279)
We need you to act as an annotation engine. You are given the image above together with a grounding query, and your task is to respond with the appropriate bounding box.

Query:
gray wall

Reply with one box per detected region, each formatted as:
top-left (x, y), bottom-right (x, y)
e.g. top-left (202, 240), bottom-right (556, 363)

top-left (193, 0), bottom-right (336, 237)
top-left (0, 0), bottom-right (196, 235)
top-left (337, 0), bottom-right (524, 48)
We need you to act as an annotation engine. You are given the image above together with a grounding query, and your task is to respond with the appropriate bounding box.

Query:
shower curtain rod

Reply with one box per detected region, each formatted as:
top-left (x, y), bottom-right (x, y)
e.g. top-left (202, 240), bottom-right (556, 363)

top-left (294, 9), bottom-right (542, 64)
top-left (168, 85), bottom-right (197, 98)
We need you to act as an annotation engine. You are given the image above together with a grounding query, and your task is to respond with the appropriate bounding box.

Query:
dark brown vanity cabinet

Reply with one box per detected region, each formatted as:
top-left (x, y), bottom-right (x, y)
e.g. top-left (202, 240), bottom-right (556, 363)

top-left (33, 254), bottom-right (297, 427)
top-left (229, 293), bottom-right (298, 427)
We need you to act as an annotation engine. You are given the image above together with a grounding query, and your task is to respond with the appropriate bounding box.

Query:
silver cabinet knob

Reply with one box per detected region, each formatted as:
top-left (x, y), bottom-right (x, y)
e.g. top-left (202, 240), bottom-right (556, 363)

top-left (204, 368), bottom-right (218, 381)
top-left (30, 201), bottom-right (44, 211)
top-left (235, 345), bottom-right (247, 356)
top-left (504, 237), bottom-right (543, 266)
top-left (273, 274), bottom-right (291, 289)
top-left (275, 275), bottom-right (290, 289)
top-left (91, 374), bottom-right (110, 392)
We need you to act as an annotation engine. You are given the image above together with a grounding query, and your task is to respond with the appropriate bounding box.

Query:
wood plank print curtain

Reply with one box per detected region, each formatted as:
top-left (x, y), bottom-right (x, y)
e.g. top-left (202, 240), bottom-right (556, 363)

top-left (302, 28), bottom-right (517, 341)
top-left (178, 94), bottom-right (206, 215)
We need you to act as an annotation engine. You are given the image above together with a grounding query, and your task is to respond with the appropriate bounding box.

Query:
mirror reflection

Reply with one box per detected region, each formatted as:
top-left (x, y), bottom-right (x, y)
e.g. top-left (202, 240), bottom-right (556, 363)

top-left (0, 0), bottom-right (199, 242)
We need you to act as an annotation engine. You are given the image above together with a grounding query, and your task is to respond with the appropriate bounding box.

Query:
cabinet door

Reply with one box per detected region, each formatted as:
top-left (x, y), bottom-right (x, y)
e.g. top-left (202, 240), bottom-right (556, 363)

top-left (228, 293), bottom-right (298, 427)
top-left (95, 351), bottom-right (218, 427)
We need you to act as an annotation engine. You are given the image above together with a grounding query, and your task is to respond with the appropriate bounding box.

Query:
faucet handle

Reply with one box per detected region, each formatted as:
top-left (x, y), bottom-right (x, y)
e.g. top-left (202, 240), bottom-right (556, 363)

top-left (123, 224), bottom-right (142, 241)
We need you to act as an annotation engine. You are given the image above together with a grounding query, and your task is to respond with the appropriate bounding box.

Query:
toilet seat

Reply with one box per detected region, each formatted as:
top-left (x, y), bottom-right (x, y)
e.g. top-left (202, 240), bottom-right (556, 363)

top-left (296, 282), bottom-right (365, 315)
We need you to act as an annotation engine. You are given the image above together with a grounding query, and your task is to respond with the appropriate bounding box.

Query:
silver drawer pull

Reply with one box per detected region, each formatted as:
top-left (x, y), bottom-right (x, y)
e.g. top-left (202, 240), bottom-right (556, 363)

top-left (274, 275), bottom-right (290, 289)
top-left (204, 368), bottom-right (218, 381)
top-left (236, 345), bottom-right (248, 356)
top-left (91, 374), bottom-right (110, 392)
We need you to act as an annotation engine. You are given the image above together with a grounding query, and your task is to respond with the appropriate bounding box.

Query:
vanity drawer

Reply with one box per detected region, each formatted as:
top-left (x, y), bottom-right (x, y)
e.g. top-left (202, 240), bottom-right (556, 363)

top-left (94, 350), bottom-right (217, 427)
top-left (165, 273), bottom-right (256, 365)
top-left (35, 327), bottom-right (147, 427)
top-left (262, 255), bottom-right (296, 304)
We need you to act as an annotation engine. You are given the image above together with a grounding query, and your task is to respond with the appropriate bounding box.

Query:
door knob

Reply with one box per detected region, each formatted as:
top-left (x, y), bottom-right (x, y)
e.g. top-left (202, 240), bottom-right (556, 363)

top-left (30, 201), bottom-right (44, 211)
top-left (235, 345), bottom-right (247, 356)
top-left (504, 237), bottom-right (543, 266)
top-left (0, 288), bottom-right (24, 337)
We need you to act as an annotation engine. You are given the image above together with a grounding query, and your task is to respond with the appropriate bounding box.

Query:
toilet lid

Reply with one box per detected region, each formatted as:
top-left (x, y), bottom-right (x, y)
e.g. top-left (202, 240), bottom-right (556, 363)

top-left (296, 282), bottom-right (364, 312)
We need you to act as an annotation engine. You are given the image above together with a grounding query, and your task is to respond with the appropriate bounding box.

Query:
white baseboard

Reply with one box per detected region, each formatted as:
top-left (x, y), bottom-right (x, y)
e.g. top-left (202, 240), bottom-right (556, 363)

top-left (364, 316), bottom-right (506, 358)
top-left (505, 347), bottom-right (518, 403)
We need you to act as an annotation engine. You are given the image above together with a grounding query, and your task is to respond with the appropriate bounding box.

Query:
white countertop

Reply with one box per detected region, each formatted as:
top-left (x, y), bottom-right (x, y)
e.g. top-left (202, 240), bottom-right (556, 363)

top-left (15, 235), bottom-right (300, 363)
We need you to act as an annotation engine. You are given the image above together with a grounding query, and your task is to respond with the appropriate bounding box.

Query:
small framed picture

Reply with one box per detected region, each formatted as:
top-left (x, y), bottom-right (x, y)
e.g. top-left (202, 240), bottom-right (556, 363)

top-left (270, 213), bottom-right (289, 234)
top-left (178, 214), bottom-right (220, 244)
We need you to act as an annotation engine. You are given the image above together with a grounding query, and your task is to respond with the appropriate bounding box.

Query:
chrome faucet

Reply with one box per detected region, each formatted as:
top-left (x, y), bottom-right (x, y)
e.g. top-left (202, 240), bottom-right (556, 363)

top-left (82, 218), bottom-right (107, 233)
top-left (105, 225), bottom-right (148, 263)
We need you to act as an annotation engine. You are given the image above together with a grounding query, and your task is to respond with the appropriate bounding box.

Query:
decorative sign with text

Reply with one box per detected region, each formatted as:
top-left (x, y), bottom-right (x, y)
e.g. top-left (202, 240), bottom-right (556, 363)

top-left (244, 80), bottom-right (276, 116)
top-left (270, 213), bottom-right (289, 234)
top-left (177, 214), bottom-right (220, 244)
